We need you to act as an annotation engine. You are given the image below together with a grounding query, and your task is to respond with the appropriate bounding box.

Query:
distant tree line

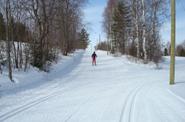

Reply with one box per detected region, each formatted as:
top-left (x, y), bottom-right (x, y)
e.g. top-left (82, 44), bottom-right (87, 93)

top-left (164, 41), bottom-right (185, 57)
top-left (96, 41), bottom-right (111, 51)
top-left (102, 0), bottom-right (169, 64)
top-left (0, 0), bottom-right (89, 81)
top-left (176, 41), bottom-right (185, 57)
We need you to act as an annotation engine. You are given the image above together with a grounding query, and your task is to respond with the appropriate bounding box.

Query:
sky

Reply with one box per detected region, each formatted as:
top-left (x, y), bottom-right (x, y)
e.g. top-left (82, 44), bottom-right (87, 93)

top-left (83, 0), bottom-right (107, 48)
top-left (83, 0), bottom-right (185, 47)
top-left (161, 0), bottom-right (185, 45)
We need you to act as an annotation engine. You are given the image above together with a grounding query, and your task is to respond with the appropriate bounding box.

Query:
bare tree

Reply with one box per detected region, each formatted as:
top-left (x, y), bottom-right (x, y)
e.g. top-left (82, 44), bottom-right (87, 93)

top-left (5, 0), bottom-right (13, 81)
top-left (0, 0), bottom-right (87, 75)
top-left (103, 0), bottom-right (168, 64)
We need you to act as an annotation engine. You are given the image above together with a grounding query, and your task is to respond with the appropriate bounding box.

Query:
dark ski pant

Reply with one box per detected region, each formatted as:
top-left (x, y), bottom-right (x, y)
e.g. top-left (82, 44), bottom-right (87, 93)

top-left (92, 58), bottom-right (96, 65)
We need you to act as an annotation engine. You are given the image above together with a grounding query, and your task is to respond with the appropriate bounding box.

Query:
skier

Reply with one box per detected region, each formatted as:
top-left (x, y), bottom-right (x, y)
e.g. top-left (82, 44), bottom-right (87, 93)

top-left (91, 51), bottom-right (97, 66)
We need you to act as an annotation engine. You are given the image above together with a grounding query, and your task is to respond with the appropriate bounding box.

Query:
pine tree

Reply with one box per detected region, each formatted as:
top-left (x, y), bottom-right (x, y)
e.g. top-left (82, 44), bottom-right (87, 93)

top-left (79, 28), bottom-right (89, 49)
top-left (164, 48), bottom-right (168, 56)
top-left (111, 1), bottom-right (131, 54)
top-left (0, 12), bottom-right (6, 40)
top-left (103, 0), bottom-right (166, 64)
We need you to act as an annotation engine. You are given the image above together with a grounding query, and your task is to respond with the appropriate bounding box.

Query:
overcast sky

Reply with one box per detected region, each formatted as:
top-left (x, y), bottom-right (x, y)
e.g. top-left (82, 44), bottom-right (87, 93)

top-left (83, 0), bottom-right (185, 47)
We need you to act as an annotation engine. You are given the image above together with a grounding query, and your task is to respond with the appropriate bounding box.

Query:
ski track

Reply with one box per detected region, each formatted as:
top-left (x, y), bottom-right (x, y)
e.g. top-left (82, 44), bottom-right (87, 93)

top-left (119, 78), bottom-right (150, 122)
top-left (0, 50), bottom-right (185, 122)
top-left (64, 96), bottom-right (92, 122)
top-left (0, 70), bottom-right (83, 122)
top-left (0, 53), bottom-right (86, 122)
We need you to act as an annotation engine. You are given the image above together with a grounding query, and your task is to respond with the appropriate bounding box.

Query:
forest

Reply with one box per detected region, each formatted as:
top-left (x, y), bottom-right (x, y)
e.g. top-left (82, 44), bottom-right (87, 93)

top-left (97, 0), bottom-right (185, 62)
top-left (0, 0), bottom-right (89, 81)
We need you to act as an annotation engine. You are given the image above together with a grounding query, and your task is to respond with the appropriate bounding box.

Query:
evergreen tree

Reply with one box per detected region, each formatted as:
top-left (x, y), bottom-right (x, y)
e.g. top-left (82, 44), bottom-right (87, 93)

top-left (79, 28), bottom-right (89, 49)
top-left (96, 41), bottom-right (111, 51)
top-left (103, 0), bottom-right (166, 64)
top-left (164, 48), bottom-right (168, 56)
top-left (111, 1), bottom-right (131, 54)
top-left (176, 41), bottom-right (185, 57)
top-left (13, 22), bottom-right (28, 42)
top-left (0, 12), bottom-right (6, 40)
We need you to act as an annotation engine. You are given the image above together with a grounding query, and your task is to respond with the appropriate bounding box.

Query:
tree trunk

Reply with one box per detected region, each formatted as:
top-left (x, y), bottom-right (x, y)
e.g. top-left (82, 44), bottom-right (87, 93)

top-left (5, 0), bottom-right (13, 82)
top-left (142, 0), bottom-right (147, 62)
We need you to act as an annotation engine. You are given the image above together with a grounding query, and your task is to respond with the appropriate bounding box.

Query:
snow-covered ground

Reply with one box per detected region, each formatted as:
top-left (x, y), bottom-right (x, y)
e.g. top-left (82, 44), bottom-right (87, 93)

top-left (0, 50), bottom-right (185, 122)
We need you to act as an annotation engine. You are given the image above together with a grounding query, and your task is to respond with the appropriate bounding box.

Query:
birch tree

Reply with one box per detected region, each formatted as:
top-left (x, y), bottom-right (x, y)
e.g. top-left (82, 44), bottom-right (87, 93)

top-left (142, 0), bottom-right (147, 62)
top-left (103, 0), bottom-right (168, 64)
top-left (5, 0), bottom-right (13, 81)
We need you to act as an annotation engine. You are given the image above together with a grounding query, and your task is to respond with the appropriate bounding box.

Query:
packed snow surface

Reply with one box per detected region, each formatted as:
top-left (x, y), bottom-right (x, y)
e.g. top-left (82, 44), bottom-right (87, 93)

top-left (0, 50), bottom-right (185, 122)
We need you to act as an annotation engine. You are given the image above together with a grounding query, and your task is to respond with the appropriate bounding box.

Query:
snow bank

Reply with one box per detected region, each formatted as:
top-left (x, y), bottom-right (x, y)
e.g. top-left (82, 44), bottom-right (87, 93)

top-left (0, 50), bottom-right (84, 97)
top-left (168, 57), bottom-right (185, 101)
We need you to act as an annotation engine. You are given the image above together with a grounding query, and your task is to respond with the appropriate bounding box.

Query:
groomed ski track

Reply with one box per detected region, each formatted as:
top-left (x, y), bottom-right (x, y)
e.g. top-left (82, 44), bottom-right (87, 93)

top-left (0, 50), bottom-right (185, 122)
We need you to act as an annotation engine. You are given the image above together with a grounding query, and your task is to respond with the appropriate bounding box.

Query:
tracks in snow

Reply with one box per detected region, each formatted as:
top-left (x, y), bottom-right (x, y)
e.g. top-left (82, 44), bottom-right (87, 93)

top-left (119, 81), bottom-right (146, 122)
top-left (0, 91), bottom-right (60, 121)
top-left (0, 58), bottom-right (85, 122)
top-left (118, 77), bottom-right (158, 122)
top-left (1, 51), bottom-right (185, 122)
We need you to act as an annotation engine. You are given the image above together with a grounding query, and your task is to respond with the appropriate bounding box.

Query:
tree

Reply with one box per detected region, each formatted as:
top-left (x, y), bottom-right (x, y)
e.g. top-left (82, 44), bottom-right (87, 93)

top-left (79, 28), bottom-right (89, 49)
top-left (103, 0), bottom-right (167, 64)
top-left (0, 12), bottom-right (6, 73)
top-left (141, 0), bottom-right (147, 62)
top-left (164, 48), bottom-right (168, 56)
top-left (0, 12), bottom-right (6, 40)
top-left (111, 1), bottom-right (131, 54)
top-left (103, 0), bottom-right (118, 53)
top-left (176, 41), bottom-right (185, 57)
top-left (5, 0), bottom-right (13, 81)
top-left (0, 0), bottom-right (87, 75)
top-left (96, 41), bottom-right (111, 51)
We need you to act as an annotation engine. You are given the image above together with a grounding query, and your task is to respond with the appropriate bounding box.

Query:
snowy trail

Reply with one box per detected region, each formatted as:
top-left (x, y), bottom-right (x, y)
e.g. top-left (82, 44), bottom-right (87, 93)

top-left (0, 51), bottom-right (185, 122)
